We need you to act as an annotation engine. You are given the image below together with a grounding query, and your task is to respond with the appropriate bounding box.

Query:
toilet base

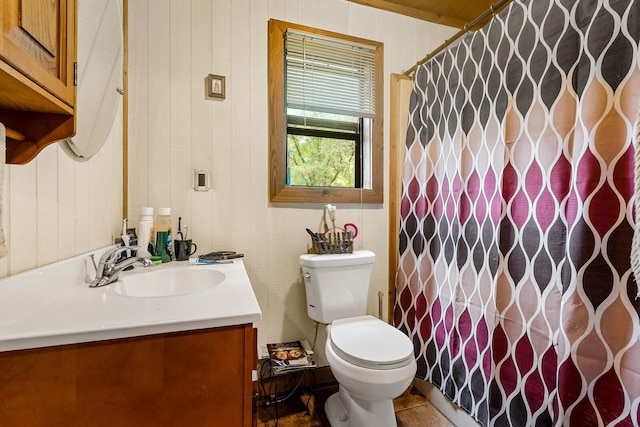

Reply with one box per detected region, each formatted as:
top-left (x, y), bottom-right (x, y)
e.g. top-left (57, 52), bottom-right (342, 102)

top-left (325, 385), bottom-right (397, 427)
top-left (325, 393), bottom-right (349, 427)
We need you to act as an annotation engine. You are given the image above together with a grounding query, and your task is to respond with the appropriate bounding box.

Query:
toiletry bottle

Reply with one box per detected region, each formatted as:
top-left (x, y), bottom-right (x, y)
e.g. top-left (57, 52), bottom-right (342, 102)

top-left (126, 227), bottom-right (138, 248)
top-left (156, 207), bottom-right (173, 262)
top-left (137, 207), bottom-right (154, 258)
top-left (121, 219), bottom-right (130, 257)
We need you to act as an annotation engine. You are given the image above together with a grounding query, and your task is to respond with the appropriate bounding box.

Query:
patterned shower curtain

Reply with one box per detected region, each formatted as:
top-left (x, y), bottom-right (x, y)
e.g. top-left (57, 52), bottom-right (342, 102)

top-left (395, 0), bottom-right (640, 426)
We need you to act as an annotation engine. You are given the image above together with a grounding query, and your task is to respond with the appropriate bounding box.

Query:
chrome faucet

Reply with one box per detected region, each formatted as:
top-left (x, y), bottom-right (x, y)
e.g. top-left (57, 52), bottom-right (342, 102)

top-left (89, 246), bottom-right (152, 288)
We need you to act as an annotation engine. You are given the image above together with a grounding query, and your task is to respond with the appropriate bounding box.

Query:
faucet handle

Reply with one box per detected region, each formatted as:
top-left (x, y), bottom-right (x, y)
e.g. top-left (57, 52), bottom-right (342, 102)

top-left (95, 245), bottom-right (141, 277)
top-left (89, 252), bottom-right (150, 288)
top-left (84, 254), bottom-right (98, 284)
top-left (105, 245), bottom-right (141, 263)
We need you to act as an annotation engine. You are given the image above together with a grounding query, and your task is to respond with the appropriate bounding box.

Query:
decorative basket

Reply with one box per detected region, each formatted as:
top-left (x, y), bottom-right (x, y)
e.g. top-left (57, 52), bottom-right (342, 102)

top-left (309, 231), bottom-right (354, 254)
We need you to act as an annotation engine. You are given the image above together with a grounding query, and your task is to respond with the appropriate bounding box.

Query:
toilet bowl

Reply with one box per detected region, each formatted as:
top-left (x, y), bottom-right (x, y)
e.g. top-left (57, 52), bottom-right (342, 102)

top-left (299, 251), bottom-right (417, 426)
top-left (323, 315), bottom-right (416, 427)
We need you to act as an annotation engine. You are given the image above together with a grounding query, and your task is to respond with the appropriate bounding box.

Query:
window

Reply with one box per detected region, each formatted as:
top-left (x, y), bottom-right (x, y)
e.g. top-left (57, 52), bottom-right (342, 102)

top-left (268, 19), bottom-right (383, 203)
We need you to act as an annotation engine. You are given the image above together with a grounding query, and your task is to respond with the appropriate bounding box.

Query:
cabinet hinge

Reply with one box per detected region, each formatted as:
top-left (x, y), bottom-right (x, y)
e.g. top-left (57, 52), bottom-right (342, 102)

top-left (74, 62), bottom-right (78, 86)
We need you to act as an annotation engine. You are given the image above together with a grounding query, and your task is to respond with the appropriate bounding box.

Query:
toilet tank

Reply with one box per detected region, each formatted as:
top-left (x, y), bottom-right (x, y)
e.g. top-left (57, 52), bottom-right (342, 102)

top-left (300, 250), bottom-right (375, 324)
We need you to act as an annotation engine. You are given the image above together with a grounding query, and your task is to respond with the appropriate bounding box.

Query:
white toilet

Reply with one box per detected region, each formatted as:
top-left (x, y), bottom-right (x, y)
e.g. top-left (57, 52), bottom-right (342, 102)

top-left (300, 250), bottom-right (417, 427)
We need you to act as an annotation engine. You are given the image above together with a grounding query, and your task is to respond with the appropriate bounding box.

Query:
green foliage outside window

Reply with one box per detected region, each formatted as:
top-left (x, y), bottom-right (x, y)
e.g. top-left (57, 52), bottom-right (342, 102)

top-left (287, 135), bottom-right (355, 187)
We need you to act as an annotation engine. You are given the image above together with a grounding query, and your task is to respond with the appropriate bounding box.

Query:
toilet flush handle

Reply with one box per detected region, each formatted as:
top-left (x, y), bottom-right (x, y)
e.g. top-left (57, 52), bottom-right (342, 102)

top-left (304, 272), bottom-right (311, 279)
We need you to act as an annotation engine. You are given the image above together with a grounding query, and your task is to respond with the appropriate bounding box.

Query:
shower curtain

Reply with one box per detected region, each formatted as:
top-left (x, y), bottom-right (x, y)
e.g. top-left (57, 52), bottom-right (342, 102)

top-left (395, 0), bottom-right (640, 426)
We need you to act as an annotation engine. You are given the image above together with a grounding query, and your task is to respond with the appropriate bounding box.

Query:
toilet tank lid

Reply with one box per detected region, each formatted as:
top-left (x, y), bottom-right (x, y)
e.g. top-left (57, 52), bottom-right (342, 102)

top-left (299, 250), bottom-right (375, 268)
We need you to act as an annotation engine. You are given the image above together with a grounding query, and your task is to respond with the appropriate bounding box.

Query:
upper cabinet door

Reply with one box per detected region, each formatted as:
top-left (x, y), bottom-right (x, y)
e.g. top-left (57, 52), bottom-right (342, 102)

top-left (0, 0), bottom-right (76, 164)
top-left (0, 0), bottom-right (75, 109)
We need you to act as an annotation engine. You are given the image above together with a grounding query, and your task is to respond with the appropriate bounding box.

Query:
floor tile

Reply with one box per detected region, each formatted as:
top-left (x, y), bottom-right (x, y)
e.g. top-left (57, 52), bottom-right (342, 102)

top-left (396, 403), bottom-right (454, 427)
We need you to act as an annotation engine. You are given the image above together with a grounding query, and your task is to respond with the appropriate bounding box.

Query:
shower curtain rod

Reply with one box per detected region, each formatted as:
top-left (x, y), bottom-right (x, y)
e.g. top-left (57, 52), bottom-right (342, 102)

top-left (403, 0), bottom-right (513, 77)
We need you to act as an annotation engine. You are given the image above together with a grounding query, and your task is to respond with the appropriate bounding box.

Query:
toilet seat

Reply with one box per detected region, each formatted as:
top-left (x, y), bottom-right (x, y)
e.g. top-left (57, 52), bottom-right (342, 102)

top-left (330, 315), bottom-right (414, 370)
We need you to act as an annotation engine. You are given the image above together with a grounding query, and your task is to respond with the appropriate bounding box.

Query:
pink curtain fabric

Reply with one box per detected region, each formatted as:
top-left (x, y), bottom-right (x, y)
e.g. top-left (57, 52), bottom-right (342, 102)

top-left (395, 0), bottom-right (640, 426)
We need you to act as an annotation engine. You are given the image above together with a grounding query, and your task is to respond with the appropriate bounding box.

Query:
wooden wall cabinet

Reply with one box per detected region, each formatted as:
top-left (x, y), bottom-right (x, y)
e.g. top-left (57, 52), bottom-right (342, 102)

top-left (0, 0), bottom-right (77, 164)
top-left (0, 324), bottom-right (257, 426)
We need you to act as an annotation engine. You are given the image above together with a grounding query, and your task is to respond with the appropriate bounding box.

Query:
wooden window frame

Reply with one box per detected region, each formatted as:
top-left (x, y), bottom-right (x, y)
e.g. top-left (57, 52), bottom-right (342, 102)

top-left (268, 19), bottom-right (384, 204)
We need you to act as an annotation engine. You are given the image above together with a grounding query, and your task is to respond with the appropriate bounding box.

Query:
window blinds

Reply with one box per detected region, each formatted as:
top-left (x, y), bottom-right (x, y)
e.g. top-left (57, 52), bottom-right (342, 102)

top-left (285, 31), bottom-right (376, 118)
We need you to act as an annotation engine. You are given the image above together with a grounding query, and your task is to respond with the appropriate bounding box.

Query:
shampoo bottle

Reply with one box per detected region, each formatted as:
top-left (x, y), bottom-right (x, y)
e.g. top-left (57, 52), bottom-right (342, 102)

top-left (137, 207), bottom-right (154, 258)
top-left (156, 207), bottom-right (173, 262)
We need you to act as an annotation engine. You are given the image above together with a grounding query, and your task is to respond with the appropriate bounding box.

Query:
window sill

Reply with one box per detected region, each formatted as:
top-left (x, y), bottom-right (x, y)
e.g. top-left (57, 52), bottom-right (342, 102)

top-left (269, 185), bottom-right (383, 204)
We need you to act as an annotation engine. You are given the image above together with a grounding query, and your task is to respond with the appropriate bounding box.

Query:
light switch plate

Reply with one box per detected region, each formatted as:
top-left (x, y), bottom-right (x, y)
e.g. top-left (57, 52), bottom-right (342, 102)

top-left (193, 169), bottom-right (211, 191)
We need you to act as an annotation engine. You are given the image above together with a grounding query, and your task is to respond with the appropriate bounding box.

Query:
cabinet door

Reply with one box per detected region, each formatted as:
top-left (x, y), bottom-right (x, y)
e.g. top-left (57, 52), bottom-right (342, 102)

top-left (0, 325), bottom-right (256, 426)
top-left (0, 0), bottom-right (75, 107)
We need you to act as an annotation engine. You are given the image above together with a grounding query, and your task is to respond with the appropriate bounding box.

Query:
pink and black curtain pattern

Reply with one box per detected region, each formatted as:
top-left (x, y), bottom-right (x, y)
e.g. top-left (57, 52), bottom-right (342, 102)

top-left (395, 0), bottom-right (640, 426)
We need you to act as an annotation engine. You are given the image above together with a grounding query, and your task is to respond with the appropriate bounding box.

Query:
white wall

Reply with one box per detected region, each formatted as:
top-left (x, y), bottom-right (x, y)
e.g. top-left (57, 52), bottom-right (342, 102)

top-left (0, 103), bottom-right (124, 278)
top-left (127, 0), bottom-right (455, 365)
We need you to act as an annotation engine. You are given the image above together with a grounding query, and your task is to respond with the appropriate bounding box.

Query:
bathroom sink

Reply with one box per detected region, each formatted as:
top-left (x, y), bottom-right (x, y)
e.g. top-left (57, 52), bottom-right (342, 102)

top-left (112, 268), bottom-right (225, 297)
top-left (0, 244), bottom-right (261, 352)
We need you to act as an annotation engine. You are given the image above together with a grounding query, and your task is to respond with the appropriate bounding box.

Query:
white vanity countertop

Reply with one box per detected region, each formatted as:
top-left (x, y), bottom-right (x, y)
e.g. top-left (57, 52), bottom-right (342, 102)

top-left (0, 247), bottom-right (262, 352)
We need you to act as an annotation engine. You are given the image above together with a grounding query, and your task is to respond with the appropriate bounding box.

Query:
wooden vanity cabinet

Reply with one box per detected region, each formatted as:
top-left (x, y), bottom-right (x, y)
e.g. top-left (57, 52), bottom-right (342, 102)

top-left (0, 324), bottom-right (257, 426)
top-left (0, 0), bottom-right (77, 164)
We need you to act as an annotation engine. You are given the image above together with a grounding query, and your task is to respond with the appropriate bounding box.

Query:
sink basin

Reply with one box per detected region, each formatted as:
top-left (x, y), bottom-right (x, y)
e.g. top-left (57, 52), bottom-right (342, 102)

top-left (112, 268), bottom-right (225, 297)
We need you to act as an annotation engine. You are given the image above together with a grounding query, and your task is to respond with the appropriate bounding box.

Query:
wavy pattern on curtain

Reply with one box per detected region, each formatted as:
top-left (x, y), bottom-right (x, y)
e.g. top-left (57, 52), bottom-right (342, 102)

top-left (395, 0), bottom-right (640, 426)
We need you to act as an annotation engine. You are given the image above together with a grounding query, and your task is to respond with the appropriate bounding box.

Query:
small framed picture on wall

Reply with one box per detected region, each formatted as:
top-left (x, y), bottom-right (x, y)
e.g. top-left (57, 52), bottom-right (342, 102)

top-left (206, 74), bottom-right (225, 99)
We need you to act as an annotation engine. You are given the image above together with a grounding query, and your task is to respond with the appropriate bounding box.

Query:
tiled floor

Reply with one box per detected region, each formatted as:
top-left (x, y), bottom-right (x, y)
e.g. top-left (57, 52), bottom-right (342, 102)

top-left (257, 383), bottom-right (454, 427)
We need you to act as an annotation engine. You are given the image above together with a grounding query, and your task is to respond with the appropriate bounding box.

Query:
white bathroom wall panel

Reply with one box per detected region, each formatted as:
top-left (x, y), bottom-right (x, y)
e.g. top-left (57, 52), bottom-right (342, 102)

top-left (36, 144), bottom-right (60, 268)
top-left (57, 144), bottom-right (77, 261)
top-left (128, 0), bottom-right (456, 363)
top-left (7, 161), bottom-right (37, 275)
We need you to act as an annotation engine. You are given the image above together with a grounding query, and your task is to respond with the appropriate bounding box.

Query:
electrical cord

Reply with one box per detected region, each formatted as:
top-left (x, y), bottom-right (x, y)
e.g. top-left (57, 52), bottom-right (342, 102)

top-left (311, 322), bottom-right (319, 353)
top-left (258, 358), bottom-right (318, 425)
top-left (303, 369), bottom-right (317, 415)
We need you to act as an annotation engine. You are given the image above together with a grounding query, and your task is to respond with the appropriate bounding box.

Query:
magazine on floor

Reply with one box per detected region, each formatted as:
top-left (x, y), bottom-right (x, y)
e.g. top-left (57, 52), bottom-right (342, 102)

top-left (267, 340), bottom-right (315, 374)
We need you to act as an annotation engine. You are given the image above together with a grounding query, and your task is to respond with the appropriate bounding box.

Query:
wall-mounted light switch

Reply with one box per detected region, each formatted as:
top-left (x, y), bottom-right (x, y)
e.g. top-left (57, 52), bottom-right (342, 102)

top-left (193, 169), bottom-right (211, 191)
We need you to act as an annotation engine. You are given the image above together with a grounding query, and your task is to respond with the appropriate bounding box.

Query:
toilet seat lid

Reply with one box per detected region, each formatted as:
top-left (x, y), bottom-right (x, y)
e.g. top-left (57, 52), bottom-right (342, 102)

top-left (330, 315), bottom-right (414, 370)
